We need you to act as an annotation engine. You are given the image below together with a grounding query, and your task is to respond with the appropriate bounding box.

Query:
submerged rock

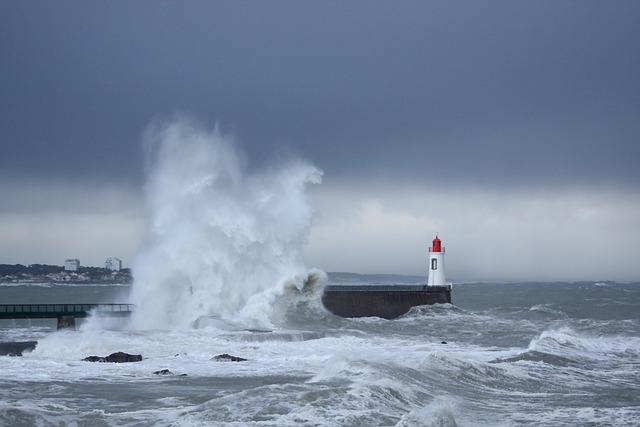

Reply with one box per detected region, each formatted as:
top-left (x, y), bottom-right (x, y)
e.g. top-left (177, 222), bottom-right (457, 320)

top-left (83, 352), bottom-right (142, 363)
top-left (153, 369), bottom-right (187, 376)
top-left (212, 353), bottom-right (247, 362)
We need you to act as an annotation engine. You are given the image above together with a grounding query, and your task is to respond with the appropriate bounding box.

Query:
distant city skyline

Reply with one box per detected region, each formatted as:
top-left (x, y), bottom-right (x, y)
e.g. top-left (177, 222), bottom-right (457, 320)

top-left (1, 257), bottom-right (127, 270)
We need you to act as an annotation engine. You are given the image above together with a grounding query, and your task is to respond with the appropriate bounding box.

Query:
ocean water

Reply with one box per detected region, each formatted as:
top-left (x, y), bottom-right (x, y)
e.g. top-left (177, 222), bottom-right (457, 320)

top-left (1, 277), bottom-right (638, 427)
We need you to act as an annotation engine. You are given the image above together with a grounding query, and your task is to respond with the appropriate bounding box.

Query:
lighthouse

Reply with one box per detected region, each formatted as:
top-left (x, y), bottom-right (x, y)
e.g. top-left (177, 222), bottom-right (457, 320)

top-left (427, 234), bottom-right (449, 287)
top-left (321, 232), bottom-right (452, 318)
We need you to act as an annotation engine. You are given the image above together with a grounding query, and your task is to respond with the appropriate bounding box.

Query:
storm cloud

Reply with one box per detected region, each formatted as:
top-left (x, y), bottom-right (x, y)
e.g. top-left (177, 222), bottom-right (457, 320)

top-left (1, 2), bottom-right (638, 280)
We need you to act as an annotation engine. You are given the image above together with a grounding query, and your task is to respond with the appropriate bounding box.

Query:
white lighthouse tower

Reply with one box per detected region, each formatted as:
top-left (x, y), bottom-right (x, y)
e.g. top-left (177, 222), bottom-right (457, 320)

top-left (427, 234), bottom-right (450, 288)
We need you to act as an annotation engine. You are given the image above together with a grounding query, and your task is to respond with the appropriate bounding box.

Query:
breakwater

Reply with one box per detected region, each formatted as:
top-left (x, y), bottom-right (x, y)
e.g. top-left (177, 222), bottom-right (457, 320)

top-left (321, 285), bottom-right (451, 319)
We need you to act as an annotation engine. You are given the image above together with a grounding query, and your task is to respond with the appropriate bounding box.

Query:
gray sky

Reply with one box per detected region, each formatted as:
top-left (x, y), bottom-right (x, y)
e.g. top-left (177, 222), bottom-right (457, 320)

top-left (1, 1), bottom-right (639, 281)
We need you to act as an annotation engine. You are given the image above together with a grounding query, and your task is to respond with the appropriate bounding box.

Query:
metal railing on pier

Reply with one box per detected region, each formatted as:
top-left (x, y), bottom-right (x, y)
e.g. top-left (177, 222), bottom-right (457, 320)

top-left (324, 284), bottom-right (451, 292)
top-left (0, 304), bottom-right (134, 319)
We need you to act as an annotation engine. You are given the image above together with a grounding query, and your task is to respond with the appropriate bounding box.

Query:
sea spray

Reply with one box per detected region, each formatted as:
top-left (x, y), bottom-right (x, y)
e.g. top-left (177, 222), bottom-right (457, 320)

top-left (128, 117), bottom-right (323, 329)
top-left (238, 268), bottom-right (328, 329)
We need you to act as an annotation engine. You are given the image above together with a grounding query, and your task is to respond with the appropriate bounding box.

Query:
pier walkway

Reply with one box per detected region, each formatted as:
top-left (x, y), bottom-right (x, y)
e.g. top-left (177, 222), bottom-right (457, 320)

top-left (0, 304), bottom-right (134, 329)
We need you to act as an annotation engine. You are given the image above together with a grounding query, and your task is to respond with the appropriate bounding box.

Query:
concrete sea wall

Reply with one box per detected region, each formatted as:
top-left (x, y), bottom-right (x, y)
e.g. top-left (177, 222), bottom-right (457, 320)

top-left (321, 285), bottom-right (451, 319)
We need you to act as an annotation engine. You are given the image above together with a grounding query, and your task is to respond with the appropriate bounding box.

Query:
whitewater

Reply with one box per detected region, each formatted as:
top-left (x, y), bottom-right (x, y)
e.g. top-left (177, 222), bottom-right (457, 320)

top-left (1, 280), bottom-right (639, 426)
top-left (1, 120), bottom-right (639, 426)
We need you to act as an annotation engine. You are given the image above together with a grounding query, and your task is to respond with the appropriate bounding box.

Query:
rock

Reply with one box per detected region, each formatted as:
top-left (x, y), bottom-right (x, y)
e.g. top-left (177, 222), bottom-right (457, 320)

top-left (153, 369), bottom-right (188, 377)
top-left (105, 352), bottom-right (142, 363)
top-left (0, 341), bottom-right (37, 357)
top-left (83, 352), bottom-right (142, 363)
top-left (212, 353), bottom-right (247, 362)
top-left (441, 341), bottom-right (448, 345)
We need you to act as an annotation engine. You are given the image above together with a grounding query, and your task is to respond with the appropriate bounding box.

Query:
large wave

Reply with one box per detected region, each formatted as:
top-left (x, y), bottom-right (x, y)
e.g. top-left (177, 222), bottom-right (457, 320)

top-left (127, 117), bottom-right (323, 329)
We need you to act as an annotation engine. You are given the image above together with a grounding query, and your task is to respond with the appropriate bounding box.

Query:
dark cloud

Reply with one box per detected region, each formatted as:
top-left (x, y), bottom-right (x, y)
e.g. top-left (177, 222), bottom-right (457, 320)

top-left (1, 2), bottom-right (639, 276)
top-left (2, 1), bottom-right (638, 189)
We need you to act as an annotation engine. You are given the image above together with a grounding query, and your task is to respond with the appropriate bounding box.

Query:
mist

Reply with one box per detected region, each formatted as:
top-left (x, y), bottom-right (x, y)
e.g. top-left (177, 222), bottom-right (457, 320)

top-left (306, 184), bottom-right (640, 282)
top-left (0, 181), bottom-right (145, 267)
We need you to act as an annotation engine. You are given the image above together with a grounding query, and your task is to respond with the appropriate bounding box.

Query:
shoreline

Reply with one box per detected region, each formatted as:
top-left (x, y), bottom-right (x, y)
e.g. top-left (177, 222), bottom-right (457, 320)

top-left (0, 280), bottom-right (132, 285)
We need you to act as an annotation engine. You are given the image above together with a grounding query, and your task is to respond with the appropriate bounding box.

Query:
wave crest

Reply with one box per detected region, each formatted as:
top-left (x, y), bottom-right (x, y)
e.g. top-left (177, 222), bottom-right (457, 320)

top-left (123, 117), bottom-right (322, 330)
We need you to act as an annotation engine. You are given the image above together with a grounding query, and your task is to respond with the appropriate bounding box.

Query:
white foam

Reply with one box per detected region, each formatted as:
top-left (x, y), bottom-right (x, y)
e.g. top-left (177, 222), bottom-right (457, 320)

top-left (4, 313), bottom-right (640, 426)
top-left (528, 326), bottom-right (640, 360)
top-left (528, 304), bottom-right (568, 318)
top-left (396, 400), bottom-right (459, 427)
top-left (115, 117), bottom-right (322, 330)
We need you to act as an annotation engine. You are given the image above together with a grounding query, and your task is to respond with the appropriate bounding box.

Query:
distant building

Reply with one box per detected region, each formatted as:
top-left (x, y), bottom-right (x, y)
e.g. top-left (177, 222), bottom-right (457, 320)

top-left (105, 257), bottom-right (122, 271)
top-left (64, 259), bottom-right (80, 271)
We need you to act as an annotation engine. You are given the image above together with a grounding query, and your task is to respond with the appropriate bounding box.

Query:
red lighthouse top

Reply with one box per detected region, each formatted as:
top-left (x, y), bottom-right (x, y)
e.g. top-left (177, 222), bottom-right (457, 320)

top-left (430, 234), bottom-right (442, 252)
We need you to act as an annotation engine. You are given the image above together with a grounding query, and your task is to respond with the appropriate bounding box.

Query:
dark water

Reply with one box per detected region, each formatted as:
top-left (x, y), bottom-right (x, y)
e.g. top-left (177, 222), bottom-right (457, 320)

top-left (0, 278), bottom-right (639, 426)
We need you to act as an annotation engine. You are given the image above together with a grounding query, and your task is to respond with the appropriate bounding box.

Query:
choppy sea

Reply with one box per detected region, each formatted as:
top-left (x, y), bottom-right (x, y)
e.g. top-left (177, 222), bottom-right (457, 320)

top-left (1, 275), bottom-right (639, 426)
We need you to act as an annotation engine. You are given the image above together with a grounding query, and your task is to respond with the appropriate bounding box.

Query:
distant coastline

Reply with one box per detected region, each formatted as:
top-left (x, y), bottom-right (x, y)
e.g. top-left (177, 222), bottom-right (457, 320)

top-left (0, 264), bottom-right (133, 284)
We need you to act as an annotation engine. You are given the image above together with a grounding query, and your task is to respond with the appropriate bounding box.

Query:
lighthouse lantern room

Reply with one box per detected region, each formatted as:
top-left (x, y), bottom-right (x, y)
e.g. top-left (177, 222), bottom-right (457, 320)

top-left (427, 234), bottom-right (450, 288)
